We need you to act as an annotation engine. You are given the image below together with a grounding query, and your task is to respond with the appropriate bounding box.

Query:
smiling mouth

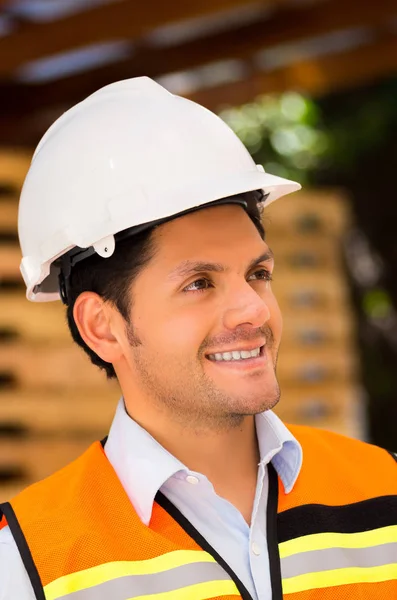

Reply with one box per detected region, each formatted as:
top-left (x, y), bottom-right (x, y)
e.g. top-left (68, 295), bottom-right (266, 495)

top-left (206, 345), bottom-right (265, 362)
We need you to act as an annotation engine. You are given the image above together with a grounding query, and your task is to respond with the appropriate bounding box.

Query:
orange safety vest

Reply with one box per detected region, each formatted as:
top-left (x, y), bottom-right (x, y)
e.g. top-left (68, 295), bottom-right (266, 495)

top-left (1, 425), bottom-right (397, 600)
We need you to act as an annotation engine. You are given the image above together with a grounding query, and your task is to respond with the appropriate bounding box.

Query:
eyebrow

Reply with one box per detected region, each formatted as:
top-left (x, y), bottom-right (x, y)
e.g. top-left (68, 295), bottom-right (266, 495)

top-left (168, 249), bottom-right (274, 281)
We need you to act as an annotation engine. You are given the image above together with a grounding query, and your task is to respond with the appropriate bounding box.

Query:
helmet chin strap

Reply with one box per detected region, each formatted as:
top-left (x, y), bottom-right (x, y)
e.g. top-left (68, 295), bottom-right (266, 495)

top-left (58, 246), bottom-right (97, 305)
top-left (58, 234), bottom-right (117, 304)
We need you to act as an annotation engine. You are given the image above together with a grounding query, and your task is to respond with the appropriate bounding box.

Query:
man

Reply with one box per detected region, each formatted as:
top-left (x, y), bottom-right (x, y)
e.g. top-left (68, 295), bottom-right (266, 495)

top-left (0, 77), bottom-right (396, 600)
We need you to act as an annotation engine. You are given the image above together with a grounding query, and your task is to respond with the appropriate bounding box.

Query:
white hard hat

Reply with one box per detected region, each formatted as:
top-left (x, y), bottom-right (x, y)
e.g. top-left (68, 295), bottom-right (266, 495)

top-left (18, 76), bottom-right (301, 303)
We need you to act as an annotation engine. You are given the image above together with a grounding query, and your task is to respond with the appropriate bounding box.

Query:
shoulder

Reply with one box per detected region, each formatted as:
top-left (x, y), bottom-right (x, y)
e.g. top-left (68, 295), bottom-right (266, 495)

top-left (293, 424), bottom-right (396, 459)
top-left (279, 425), bottom-right (397, 509)
top-left (0, 526), bottom-right (36, 600)
top-left (10, 441), bottom-right (103, 523)
top-left (287, 424), bottom-right (397, 486)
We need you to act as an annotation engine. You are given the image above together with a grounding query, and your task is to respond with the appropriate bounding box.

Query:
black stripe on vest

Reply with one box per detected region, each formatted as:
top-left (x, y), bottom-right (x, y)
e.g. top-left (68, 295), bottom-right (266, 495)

top-left (0, 502), bottom-right (46, 600)
top-left (277, 494), bottom-right (397, 543)
top-left (156, 491), bottom-right (254, 600)
top-left (266, 463), bottom-right (283, 600)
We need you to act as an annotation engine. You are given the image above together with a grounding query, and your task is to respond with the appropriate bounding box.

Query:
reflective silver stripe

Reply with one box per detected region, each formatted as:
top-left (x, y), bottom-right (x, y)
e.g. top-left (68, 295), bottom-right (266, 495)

top-left (281, 542), bottom-right (397, 579)
top-left (56, 561), bottom-right (232, 600)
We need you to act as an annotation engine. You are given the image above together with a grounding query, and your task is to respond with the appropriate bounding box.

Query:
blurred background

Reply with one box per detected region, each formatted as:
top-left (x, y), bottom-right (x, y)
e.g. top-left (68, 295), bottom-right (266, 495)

top-left (0, 0), bottom-right (396, 500)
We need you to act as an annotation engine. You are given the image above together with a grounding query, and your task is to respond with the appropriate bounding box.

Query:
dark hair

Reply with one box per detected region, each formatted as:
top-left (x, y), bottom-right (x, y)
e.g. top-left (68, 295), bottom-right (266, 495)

top-left (66, 194), bottom-right (265, 379)
top-left (66, 228), bottom-right (156, 379)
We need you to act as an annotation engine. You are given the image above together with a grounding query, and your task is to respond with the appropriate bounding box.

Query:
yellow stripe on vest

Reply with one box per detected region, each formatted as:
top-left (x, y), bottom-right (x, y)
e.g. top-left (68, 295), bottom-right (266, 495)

top-left (279, 524), bottom-right (397, 558)
top-left (282, 563), bottom-right (397, 595)
top-left (129, 579), bottom-right (240, 600)
top-left (44, 550), bottom-right (222, 600)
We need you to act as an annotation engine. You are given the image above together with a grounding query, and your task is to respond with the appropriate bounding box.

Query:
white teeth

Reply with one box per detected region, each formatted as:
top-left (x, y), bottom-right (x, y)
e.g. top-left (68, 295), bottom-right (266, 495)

top-left (208, 347), bottom-right (262, 361)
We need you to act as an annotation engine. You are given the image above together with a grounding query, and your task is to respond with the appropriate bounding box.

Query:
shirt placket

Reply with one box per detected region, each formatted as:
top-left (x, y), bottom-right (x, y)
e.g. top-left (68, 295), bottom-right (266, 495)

top-left (249, 462), bottom-right (271, 599)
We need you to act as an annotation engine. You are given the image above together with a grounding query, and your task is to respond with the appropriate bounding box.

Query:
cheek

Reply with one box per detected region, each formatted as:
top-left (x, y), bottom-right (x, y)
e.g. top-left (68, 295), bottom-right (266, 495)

top-left (138, 300), bottom-right (211, 358)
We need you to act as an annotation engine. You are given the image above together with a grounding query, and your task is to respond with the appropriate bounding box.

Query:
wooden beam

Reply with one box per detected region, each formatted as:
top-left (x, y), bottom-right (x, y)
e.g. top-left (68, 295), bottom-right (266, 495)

top-left (125, 0), bottom-right (397, 80)
top-left (1, 34), bottom-right (396, 147)
top-left (189, 34), bottom-right (397, 110)
top-left (0, 0), bottom-right (396, 116)
top-left (0, 0), bottom-right (277, 78)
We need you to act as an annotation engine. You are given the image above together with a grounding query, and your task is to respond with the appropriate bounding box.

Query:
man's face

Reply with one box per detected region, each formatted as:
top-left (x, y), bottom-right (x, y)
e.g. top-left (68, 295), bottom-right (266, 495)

top-left (122, 204), bottom-right (283, 430)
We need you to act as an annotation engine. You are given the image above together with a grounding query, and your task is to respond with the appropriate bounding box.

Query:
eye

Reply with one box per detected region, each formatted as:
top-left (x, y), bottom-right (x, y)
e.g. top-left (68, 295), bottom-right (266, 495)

top-left (247, 268), bottom-right (273, 282)
top-left (183, 278), bottom-right (213, 292)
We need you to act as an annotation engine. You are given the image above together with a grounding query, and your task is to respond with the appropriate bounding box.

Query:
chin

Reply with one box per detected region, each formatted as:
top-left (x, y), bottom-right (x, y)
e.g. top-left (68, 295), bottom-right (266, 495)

top-left (229, 388), bottom-right (281, 416)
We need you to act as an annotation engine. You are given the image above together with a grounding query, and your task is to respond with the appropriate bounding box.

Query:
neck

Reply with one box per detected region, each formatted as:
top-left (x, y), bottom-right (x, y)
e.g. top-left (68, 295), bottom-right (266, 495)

top-left (123, 392), bottom-right (260, 522)
top-left (152, 414), bottom-right (259, 482)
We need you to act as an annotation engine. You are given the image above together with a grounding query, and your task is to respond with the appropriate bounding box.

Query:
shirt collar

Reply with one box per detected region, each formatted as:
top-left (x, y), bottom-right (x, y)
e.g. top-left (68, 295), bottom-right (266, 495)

top-left (255, 410), bottom-right (302, 493)
top-left (105, 398), bottom-right (187, 525)
top-left (105, 398), bottom-right (302, 525)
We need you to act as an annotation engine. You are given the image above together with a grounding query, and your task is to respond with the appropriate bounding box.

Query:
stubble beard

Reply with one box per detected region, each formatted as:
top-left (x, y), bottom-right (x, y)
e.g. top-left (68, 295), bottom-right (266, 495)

top-left (126, 322), bottom-right (281, 434)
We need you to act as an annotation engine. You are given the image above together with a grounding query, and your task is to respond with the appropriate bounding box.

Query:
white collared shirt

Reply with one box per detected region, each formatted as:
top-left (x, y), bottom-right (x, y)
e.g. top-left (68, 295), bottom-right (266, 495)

top-left (0, 399), bottom-right (302, 599)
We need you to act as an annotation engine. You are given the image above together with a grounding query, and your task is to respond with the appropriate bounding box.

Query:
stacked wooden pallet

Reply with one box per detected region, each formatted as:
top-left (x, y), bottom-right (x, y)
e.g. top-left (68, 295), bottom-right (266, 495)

top-left (0, 150), bottom-right (362, 500)
top-left (265, 191), bottom-right (362, 438)
top-left (0, 151), bottom-right (120, 501)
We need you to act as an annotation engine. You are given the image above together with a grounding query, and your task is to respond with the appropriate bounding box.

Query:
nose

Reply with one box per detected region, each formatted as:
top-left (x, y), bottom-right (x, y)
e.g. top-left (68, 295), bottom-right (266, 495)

top-left (222, 282), bottom-right (271, 331)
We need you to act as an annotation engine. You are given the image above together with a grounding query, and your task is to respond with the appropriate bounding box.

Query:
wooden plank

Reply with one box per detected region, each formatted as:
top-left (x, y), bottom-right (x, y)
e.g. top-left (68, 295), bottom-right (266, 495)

top-left (0, 198), bottom-right (18, 231)
top-left (275, 383), bottom-right (358, 423)
top-left (0, 0), bottom-right (279, 77)
top-left (0, 150), bottom-right (30, 186)
top-left (0, 294), bottom-right (69, 342)
top-left (277, 346), bottom-right (358, 383)
top-left (0, 0), bottom-right (396, 114)
top-left (269, 237), bottom-right (344, 272)
top-left (281, 311), bottom-right (356, 348)
top-left (272, 270), bottom-right (350, 313)
top-left (288, 415), bottom-right (364, 439)
top-left (0, 438), bottom-right (93, 483)
top-left (3, 33), bottom-right (397, 147)
top-left (274, 286), bottom-right (350, 313)
top-left (131, 0), bottom-right (397, 80)
top-left (265, 190), bottom-right (351, 235)
top-left (0, 483), bottom-right (25, 502)
top-left (0, 342), bottom-right (108, 388)
top-left (0, 389), bottom-right (117, 435)
top-left (190, 34), bottom-right (397, 111)
top-left (0, 244), bottom-right (21, 278)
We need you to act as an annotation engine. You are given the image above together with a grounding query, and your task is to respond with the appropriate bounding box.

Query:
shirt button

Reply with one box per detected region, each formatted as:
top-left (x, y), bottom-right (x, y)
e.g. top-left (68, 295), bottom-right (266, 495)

top-left (186, 475), bottom-right (199, 485)
top-left (251, 542), bottom-right (261, 556)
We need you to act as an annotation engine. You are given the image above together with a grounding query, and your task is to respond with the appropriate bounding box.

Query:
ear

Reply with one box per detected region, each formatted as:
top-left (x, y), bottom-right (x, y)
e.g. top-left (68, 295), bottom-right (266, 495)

top-left (73, 291), bottom-right (123, 364)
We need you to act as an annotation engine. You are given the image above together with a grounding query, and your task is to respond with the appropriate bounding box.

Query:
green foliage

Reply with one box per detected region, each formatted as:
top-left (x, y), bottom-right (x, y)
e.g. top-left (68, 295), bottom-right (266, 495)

top-left (318, 78), bottom-right (397, 174)
top-left (220, 78), bottom-right (397, 184)
top-left (363, 288), bottom-right (394, 320)
top-left (222, 77), bottom-right (397, 448)
top-left (220, 92), bottom-right (329, 185)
